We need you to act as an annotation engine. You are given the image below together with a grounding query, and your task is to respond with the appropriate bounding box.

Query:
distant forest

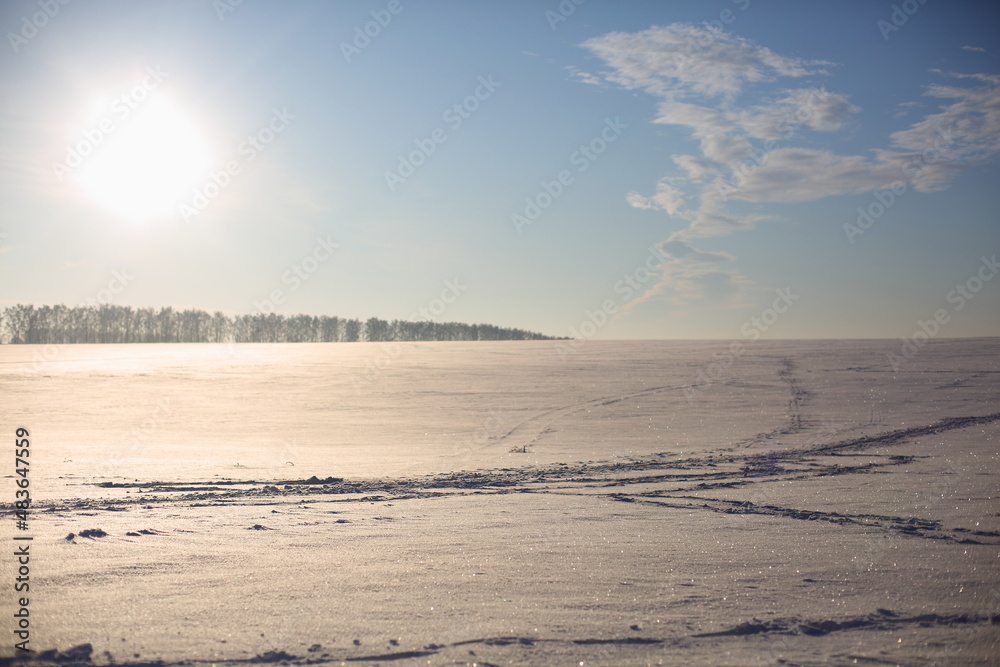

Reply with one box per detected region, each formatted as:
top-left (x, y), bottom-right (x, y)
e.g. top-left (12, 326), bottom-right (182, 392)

top-left (0, 304), bottom-right (559, 344)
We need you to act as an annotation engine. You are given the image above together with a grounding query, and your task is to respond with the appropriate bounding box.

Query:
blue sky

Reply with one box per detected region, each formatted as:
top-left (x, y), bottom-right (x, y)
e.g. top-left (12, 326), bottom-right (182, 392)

top-left (1, 0), bottom-right (998, 339)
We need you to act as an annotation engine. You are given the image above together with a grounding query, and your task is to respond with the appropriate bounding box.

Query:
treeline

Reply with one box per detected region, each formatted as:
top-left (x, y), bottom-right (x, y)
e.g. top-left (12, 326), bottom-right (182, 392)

top-left (0, 304), bottom-right (559, 344)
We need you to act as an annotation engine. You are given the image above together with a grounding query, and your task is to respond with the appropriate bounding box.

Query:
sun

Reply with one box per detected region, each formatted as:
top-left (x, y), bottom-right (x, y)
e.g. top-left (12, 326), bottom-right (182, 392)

top-left (74, 95), bottom-right (212, 223)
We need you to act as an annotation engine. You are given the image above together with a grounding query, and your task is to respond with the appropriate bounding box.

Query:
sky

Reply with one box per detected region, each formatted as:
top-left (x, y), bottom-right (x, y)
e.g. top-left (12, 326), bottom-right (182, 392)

top-left (0, 0), bottom-right (998, 340)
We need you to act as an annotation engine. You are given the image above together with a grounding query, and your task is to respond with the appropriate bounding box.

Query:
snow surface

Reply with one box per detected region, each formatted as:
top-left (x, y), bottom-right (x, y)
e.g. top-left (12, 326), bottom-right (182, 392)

top-left (1, 339), bottom-right (998, 665)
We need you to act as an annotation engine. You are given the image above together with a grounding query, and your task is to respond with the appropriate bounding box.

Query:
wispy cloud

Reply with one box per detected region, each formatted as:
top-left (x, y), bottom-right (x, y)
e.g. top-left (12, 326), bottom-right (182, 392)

top-left (893, 100), bottom-right (922, 118)
top-left (614, 237), bottom-right (752, 318)
top-left (962, 45), bottom-right (988, 54)
top-left (582, 24), bottom-right (829, 100)
top-left (564, 65), bottom-right (602, 86)
top-left (581, 23), bottom-right (1000, 317)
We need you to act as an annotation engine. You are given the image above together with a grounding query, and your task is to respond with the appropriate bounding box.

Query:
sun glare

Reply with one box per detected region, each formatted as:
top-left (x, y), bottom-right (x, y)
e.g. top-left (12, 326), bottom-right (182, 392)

top-left (74, 95), bottom-right (211, 223)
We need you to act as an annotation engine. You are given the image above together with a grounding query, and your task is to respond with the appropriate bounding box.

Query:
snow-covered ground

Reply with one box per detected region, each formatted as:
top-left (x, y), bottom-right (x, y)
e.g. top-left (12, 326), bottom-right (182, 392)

top-left (2, 339), bottom-right (998, 665)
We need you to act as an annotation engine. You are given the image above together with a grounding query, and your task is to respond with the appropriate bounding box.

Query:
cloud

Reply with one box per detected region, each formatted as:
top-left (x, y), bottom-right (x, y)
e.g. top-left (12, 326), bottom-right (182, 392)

top-left (890, 73), bottom-right (1000, 163)
top-left (731, 88), bottom-right (860, 137)
top-left (580, 23), bottom-right (1000, 318)
top-left (626, 179), bottom-right (685, 215)
top-left (615, 235), bottom-right (751, 318)
top-left (582, 24), bottom-right (828, 99)
top-left (893, 100), bottom-right (922, 118)
top-left (962, 45), bottom-right (988, 53)
top-left (565, 66), bottom-right (602, 86)
top-left (723, 148), bottom-right (901, 202)
top-left (672, 154), bottom-right (716, 182)
top-left (657, 238), bottom-right (734, 263)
